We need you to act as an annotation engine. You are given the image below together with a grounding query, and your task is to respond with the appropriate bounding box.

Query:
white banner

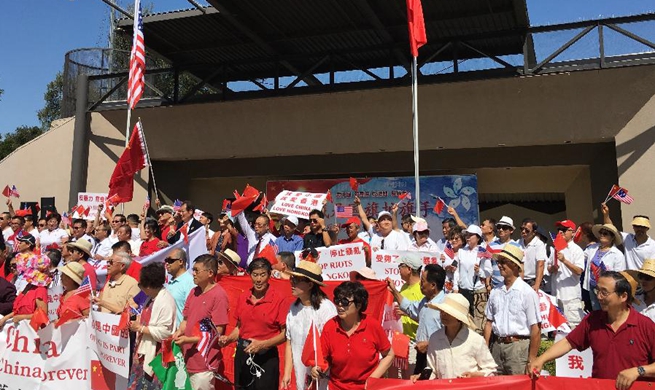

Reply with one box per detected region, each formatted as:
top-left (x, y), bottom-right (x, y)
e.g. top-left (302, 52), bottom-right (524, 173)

top-left (370, 250), bottom-right (440, 289)
top-left (554, 333), bottom-right (593, 378)
top-left (270, 190), bottom-right (327, 220)
top-left (537, 290), bottom-right (572, 334)
top-left (295, 243), bottom-right (366, 281)
top-left (90, 228), bottom-right (209, 286)
top-left (0, 320), bottom-right (92, 389)
top-left (75, 192), bottom-right (108, 220)
top-left (88, 311), bottom-right (130, 378)
top-left (47, 282), bottom-right (65, 322)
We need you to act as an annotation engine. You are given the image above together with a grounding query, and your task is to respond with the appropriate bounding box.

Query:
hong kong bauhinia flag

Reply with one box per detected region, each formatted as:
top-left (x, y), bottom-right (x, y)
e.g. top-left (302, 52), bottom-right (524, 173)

top-left (108, 122), bottom-right (148, 203)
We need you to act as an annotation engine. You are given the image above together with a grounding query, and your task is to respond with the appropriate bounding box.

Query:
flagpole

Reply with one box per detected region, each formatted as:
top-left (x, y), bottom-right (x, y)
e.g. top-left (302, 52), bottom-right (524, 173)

top-left (138, 118), bottom-right (160, 200)
top-left (411, 55), bottom-right (421, 216)
top-left (125, 108), bottom-right (132, 147)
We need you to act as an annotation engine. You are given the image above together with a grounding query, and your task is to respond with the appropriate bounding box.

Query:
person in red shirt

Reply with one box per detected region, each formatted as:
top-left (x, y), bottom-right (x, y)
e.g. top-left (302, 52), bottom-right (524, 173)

top-left (529, 271), bottom-right (655, 389)
top-left (0, 254), bottom-right (51, 329)
top-left (57, 261), bottom-right (90, 322)
top-left (313, 281), bottom-right (394, 390)
top-left (338, 217), bottom-right (371, 267)
top-left (219, 258), bottom-right (289, 390)
top-left (155, 205), bottom-right (174, 242)
top-left (173, 254), bottom-right (229, 390)
top-left (139, 220), bottom-right (162, 257)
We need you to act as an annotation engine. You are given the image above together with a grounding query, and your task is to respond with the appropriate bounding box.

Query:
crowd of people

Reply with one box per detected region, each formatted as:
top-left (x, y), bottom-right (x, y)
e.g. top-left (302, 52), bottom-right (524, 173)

top-left (0, 195), bottom-right (653, 390)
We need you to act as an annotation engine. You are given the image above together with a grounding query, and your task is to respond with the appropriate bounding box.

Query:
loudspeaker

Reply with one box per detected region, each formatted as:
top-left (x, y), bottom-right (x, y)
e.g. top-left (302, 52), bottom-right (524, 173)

top-left (40, 197), bottom-right (56, 219)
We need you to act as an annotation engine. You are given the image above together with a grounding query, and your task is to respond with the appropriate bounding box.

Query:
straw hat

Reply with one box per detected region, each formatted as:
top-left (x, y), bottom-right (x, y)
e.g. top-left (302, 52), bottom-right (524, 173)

top-left (637, 259), bottom-right (655, 279)
top-left (493, 244), bottom-right (524, 270)
top-left (427, 293), bottom-right (476, 329)
top-left (67, 239), bottom-right (93, 257)
top-left (620, 271), bottom-right (641, 305)
top-left (349, 267), bottom-right (378, 281)
top-left (632, 216), bottom-right (651, 229)
top-left (217, 249), bottom-right (241, 269)
top-left (286, 260), bottom-right (325, 286)
top-left (58, 262), bottom-right (85, 285)
top-left (591, 224), bottom-right (623, 246)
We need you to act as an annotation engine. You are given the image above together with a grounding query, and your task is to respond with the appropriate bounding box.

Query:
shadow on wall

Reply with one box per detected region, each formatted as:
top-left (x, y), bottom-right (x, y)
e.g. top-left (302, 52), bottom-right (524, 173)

top-left (616, 124), bottom-right (655, 176)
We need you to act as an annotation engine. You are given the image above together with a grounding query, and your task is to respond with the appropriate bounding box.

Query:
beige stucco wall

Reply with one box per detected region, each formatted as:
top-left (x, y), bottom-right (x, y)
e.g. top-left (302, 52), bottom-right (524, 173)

top-left (0, 117), bottom-right (75, 212)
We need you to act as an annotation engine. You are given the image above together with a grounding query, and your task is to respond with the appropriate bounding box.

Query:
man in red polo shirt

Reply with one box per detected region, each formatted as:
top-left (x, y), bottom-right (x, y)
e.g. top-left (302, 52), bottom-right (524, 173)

top-left (338, 217), bottom-right (371, 267)
top-left (529, 271), bottom-right (655, 389)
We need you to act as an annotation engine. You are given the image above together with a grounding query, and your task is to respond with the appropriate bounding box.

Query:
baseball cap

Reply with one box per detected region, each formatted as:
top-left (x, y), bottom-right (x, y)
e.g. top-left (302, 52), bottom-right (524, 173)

top-left (398, 254), bottom-right (423, 270)
top-left (340, 217), bottom-right (361, 228)
top-left (556, 220), bottom-right (576, 230)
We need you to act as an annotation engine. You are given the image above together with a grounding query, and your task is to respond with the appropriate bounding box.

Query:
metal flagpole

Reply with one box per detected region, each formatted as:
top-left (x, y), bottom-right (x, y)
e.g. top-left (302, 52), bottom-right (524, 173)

top-left (411, 55), bottom-right (420, 216)
top-left (138, 118), bottom-right (159, 199)
top-left (125, 108), bottom-right (132, 147)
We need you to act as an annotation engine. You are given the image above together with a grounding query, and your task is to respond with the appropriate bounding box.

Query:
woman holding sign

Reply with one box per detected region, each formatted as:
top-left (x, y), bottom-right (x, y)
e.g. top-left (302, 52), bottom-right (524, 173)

top-left (281, 260), bottom-right (337, 390)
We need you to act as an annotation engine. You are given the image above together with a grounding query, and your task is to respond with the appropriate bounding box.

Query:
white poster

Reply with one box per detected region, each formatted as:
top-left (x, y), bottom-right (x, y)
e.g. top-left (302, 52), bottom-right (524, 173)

top-left (47, 282), bottom-right (65, 322)
top-left (88, 311), bottom-right (130, 378)
top-left (294, 242), bottom-right (366, 281)
top-left (270, 190), bottom-right (327, 220)
top-left (370, 250), bottom-right (440, 289)
top-left (75, 192), bottom-right (108, 220)
top-left (554, 333), bottom-right (593, 378)
top-left (0, 320), bottom-right (92, 389)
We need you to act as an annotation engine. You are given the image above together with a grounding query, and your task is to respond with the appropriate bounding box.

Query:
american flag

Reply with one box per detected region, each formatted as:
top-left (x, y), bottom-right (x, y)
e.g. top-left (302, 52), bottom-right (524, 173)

top-left (74, 276), bottom-right (92, 299)
top-left (335, 205), bottom-right (354, 218)
top-left (477, 245), bottom-right (493, 259)
top-left (62, 212), bottom-right (71, 226)
top-left (195, 318), bottom-right (218, 361)
top-left (443, 241), bottom-right (455, 260)
top-left (127, 0), bottom-right (145, 109)
top-left (10, 185), bottom-right (19, 198)
top-left (173, 199), bottom-right (182, 212)
top-left (612, 187), bottom-right (634, 204)
top-left (143, 195), bottom-right (150, 210)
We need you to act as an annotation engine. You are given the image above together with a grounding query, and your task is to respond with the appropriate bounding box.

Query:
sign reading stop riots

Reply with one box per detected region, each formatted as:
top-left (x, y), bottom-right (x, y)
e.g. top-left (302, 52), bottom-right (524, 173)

top-left (371, 250), bottom-right (441, 289)
top-left (295, 242), bottom-right (366, 280)
top-left (88, 311), bottom-right (130, 378)
top-left (270, 190), bottom-right (328, 220)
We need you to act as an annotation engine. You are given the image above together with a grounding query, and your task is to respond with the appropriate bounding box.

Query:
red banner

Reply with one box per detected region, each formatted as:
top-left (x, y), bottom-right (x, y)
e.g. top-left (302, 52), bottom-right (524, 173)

top-left (367, 376), bottom-right (654, 390)
top-left (214, 277), bottom-right (388, 390)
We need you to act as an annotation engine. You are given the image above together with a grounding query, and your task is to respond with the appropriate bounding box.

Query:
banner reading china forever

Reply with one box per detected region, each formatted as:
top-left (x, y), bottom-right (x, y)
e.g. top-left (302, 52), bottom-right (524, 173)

top-left (267, 175), bottom-right (479, 241)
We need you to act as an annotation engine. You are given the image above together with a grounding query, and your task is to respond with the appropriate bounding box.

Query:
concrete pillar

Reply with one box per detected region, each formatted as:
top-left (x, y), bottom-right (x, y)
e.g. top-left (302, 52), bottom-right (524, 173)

top-left (69, 74), bottom-right (90, 210)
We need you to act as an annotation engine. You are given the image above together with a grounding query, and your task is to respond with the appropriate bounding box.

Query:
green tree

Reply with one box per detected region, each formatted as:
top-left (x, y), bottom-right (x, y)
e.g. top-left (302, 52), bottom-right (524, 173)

top-left (0, 126), bottom-right (43, 160)
top-left (37, 72), bottom-right (63, 131)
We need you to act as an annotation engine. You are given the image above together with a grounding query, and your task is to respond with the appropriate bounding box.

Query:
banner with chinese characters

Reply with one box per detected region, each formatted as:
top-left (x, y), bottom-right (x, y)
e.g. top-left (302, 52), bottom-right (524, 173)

top-left (47, 282), bottom-right (64, 321)
top-left (294, 242), bottom-right (366, 280)
top-left (554, 333), bottom-right (593, 378)
top-left (270, 190), bottom-right (328, 220)
top-left (0, 319), bottom-right (92, 389)
top-left (88, 311), bottom-right (130, 378)
top-left (267, 175), bottom-right (479, 241)
top-left (76, 192), bottom-right (108, 220)
top-left (370, 250), bottom-right (441, 289)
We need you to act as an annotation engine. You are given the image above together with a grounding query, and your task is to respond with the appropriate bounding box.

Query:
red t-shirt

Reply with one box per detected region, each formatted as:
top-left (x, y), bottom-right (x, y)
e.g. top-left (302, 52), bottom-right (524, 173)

top-left (139, 238), bottom-right (162, 257)
top-left (13, 285), bottom-right (47, 315)
top-left (57, 293), bottom-right (90, 318)
top-left (234, 285), bottom-right (288, 340)
top-left (182, 284), bottom-right (230, 373)
top-left (321, 315), bottom-right (391, 390)
top-left (82, 262), bottom-right (98, 291)
top-left (160, 225), bottom-right (171, 241)
top-left (566, 308), bottom-right (655, 379)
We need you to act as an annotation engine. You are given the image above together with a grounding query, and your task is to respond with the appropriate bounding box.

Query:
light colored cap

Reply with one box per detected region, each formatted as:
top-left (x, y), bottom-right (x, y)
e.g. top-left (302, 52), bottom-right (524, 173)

top-left (463, 224), bottom-right (482, 237)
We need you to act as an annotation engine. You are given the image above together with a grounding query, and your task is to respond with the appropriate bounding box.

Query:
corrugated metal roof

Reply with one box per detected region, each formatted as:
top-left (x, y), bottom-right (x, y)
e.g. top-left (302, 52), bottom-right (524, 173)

top-left (116, 0), bottom-right (530, 81)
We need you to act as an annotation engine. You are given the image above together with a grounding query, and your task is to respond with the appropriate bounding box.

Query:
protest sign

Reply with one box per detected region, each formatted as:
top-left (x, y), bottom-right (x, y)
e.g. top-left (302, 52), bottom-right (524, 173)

top-left (371, 250), bottom-right (440, 289)
top-left (294, 242), bottom-right (366, 281)
top-left (270, 190), bottom-right (327, 220)
top-left (47, 281), bottom-right (65, 321)
top-left (88, 311), bottom-right (130, 378)
top-left (76, 192), bottom-right (108, 220)
top-left (537, 291), bottom-right (572, 334)
top-left (555, 333), bottom-right (593, 378)
top-left (0, 320), bottom-right (91, 389)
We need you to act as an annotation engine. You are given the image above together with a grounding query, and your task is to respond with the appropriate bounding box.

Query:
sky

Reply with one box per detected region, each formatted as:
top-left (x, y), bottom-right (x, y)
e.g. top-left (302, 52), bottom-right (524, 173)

top-left (0, 0), bottom-right (653, 134)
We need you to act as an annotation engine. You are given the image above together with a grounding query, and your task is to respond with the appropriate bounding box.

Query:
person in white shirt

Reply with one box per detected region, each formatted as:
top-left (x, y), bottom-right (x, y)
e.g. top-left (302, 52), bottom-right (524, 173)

top-left (457, 225), bottom-right (492, 331)
top-left (518, 218), bottom-right (547, 292)
top-left (547, 220), bottom-right (585, 328)
top-left (24, 215), bottom-right (39, 238)
top-left (0, 212), bottom-right (12, 242)
top-left (92, 221), bottom-right (113, 260)
top-left (484, 244), bottom-right (541, 376)
top-left (39, 213), bottom-right (69, 250)
top-left (70, 219), bottom-right (93, 243)
top-left (634, 259), bottom-right (655, 322)
top-left (584, 223), bottom-right (626, 310)
top-left (370, 211), bottom-right (410, 251)
top-left (436, 218), bottom-right (457, 252)
top-left (413, 293), bottom-right (496, 381)
top-left (409, 221), bottom-right (440, 253)
top-left (489, 216), bottom-right (516, 288)
top-left (441, 227), bottom-right (464, 293)
top-left (117, 225), bottom-right (141, 256)
top-left (236, 212), bottom-right (277, 265)
top-left (602, 203), bottom-right (655, 270)
top-left (126, 214), bottom-right (142, 242)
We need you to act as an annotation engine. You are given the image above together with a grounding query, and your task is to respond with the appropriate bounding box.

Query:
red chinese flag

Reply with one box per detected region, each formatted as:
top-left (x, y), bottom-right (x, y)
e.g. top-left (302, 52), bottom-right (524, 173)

top-left (398, 192), bottom-right (411, 201)
top-left (233, 189), bottom-right (242, 200)
top-left (30, 307), bottom-right (50, 331)
top-left (242, 184), bottom-right (260, 199)
top-left (406, 0), bottom-right (427, 57)
top-left (391, 331), bottom-right (410, 359)
top-left (301, 322), bottom-right (328, 371)
top-left (222, 199), bottom-right (231, 211)
top-left (230, 194), bottom-right (258, 217)
top-left (258, 244), bottom-right (278, 265)
top-left (161, 338), bottom-right (175, 364)
top-left (55, 308), bottom-right (82, 328)
top-left (433, 198), bottom-right (446, 214)
top-left (117, 305), bottom-right (130, 331)
top-left (108, 123), bottom-right (148, 203)
top-left (326, 190), bottom-right (333, 203)
top-left (253, 194), bottom-right (268, 212)
top-left (573, 227), bottom-right (582, 244)
top-left (553, 233), bottom-right (568, 252)
top-left (1, 185), bottom-right (10, 198)
top-left (349, 177), bottom-right (359, 192)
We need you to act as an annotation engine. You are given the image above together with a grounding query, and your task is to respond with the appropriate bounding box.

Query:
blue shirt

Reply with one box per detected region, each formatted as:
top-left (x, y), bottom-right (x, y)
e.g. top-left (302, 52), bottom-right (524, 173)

top-left (275, 234), bottom-right (304, 253)
top-left (400, 290), bottom-right (445, 342)
top-left (166, 271), bottom-right (195, 325)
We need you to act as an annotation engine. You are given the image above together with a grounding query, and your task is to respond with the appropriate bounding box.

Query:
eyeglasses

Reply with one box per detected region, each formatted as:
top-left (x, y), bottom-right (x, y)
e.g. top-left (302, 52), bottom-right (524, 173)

top-left (310, 219), bottom-right (319, 223)
top-left (594, 288), bottom-right (616, 298)
top-left (164, 257), bottom-right (181, 264)
top-left (38, 224), bottom-right (46, 227)
top-left (107, 260), bottom-right (114, 266)
top-left (73, 226), bottom-right (83, 230)
top-left (334, 297), bottom-right (355, 307)
top-left (521, 227), bottom-right (532, 233)
top-left (112, 220), bottom-right (121, 224)
top-left (497, 225), bottom-right (512, 231)
top-left (192, 268), bottom-right (208, 274)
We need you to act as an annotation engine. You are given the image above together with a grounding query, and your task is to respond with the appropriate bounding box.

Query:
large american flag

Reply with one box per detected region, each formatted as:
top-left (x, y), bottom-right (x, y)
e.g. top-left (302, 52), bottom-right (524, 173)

top-left (335, 205), bottom-right (354, 218)
top-left (127, 0), bottom-right (145, 109)
top-left (195, 318), bottom-right (218, 361)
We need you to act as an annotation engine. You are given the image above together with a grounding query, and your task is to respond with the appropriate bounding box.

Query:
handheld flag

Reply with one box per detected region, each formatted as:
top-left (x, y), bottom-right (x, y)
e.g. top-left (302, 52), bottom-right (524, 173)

top-left (433, 197), bottom-right (446, 214)
top-left (443, 241), bottom-right (455, 260)
top-left (253, 194), bottom-right (268, 212)
top-left (406, 0), bottom-right (427, 57)
top-left (221, 199), bottom-right (231, 212)
top-left (230, 190), bottom-right (259, 217)
top-left (242, 184), bottom-right (260, 199)
top-left (61, 212), bottom-right (71, 227)
top-left (391, 331), bottom-right (410, 359)
top-left (161, 338), bottom-right (175, 364)
top-left (335, 205), bottom-right (354, 218)
top-left (553, 233), bottom-right (567, 252)
top-left (193, 318), bottom-right (218, 361)
top-left (29, 307), bottom-right (50, 332)
top-left (301, 321), bottom-right (328, 371)
top-left (117, 305), bottom-right (130, 331)
top-left (233, 189), bottom-right (242, 200)
top-left (127, 0), bottom-right (145, 109)
top-left (326, 190), bottom-right (333, 203)
top-left (258, 244), bottom-right (278, 266)
top-left (604, 184), bottom-right (621, 203)
top-left (1, 185), bottom-right (10, 198)
top-left (173, 199), bottom-right (182, 212)
top-left (398, 192), bottom-right (411, 201)
top-left (612, 187), bottom-right (634, 204)
top-left (83, 207), bottom-right (91, 217)
top-left (143, 195), bottom-right (150, 211)
top-left (55, 308), bottom-right (83, 328)
top-left (548, 301), bottom-right (568, 330)
top-left (349, 177), bottom-right (359, 192)
top-left (108, 122), bottom-right (148, 203)
top-left (74, 276), bottom-right (92, 299)
top-left (477, 245), bottom-right (493, 259)
top-left (180, 223), bottom-right (189, 244)
top-left (10, 185), bottom-right (19, 198)
top-left (573, 226), bottom-right (582, 244)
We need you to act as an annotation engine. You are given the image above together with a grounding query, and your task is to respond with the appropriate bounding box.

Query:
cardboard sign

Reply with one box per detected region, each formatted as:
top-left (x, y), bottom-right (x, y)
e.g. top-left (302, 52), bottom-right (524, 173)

top-left (88, 311), bottom-right (130, 378)
top-left (370, 250), bottom-right (441, 289)
top-left (270, 190), bottom-right (327, 220)
top-left (555, 333), bottom-right (593, 378)
top-left (76, 192), bottom-right (108, 220)
top-left (294, 242), bottom-right (366, 281)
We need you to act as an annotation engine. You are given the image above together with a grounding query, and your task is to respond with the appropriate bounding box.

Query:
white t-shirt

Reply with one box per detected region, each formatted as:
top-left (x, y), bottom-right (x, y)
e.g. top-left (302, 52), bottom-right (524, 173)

top-left (457, 245), bottom-right (492, 291)
top-left (2, 227), bottom-right (13, 242)
top-left (519, 237), bottom-right (547, 280)
top-left (621, 233), bottom-right (655, 270)
top-left (370, 230), bottom-right (410, 251)
top-left (548, 241), bottom-right (585, 301)
top-left (485, 278), bottom-right (541, 337)
top-left (39, 228), bottom-right (68, 248)
top-left (633, 295), bottom-right (655, 323)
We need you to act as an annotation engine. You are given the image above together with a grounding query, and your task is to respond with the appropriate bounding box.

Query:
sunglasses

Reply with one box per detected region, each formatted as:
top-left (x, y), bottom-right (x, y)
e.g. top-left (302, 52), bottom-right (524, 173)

top-left (164, 257), bottom-right (181, 264)
top-left (38, 224), bottom-right (46, 227)
top-left (599, 230), bottom-right (613, 236)
top-left (497, 225), bottom-right (512, 231)
top-left (521, 227), bottom-right (532, 233)
top-left (334, 297), bottom-right (355, 307)
top-left (310, 219), bottom-right (319, 223)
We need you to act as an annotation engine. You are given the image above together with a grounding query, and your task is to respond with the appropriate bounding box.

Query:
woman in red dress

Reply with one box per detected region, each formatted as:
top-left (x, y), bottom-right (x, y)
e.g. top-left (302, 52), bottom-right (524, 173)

top-left (57, 261), bottom-right (90, 322)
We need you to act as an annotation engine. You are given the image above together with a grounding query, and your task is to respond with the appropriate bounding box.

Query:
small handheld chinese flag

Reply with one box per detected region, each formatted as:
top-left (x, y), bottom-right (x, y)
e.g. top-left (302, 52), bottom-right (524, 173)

top-left (1, 185), bottom-right (11, 198)
top-left (161, 338), bottom-right (175, 364)
top-left (349, 177), bottom-right (359, 192)
top-left (301, 322), bottom-right (328, 371)
top-left (326, 190), bottom-right (333, 203)
top-left (117, 305), bottom-right (130, 331)
top-left (30, 307), bottom-right (50, 332)
top-left (433, 197), bottom-right (446, 214)
top-left (391, 331), bottom-right (410, 359)
top-left (406, 0), bottom-right (427, 57)
top-left (253, 194), bottom-right (268, 212)
top-left (258, 244), bottom-right (278, 265)
top-left (242, 184), bottom-right (260, 199)
top-left (222, 199), bottom-right (231, 211)
top-left (398, 192), bottom-right (411, 201)
top-left (55, 308), bottom-right (83, 328)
